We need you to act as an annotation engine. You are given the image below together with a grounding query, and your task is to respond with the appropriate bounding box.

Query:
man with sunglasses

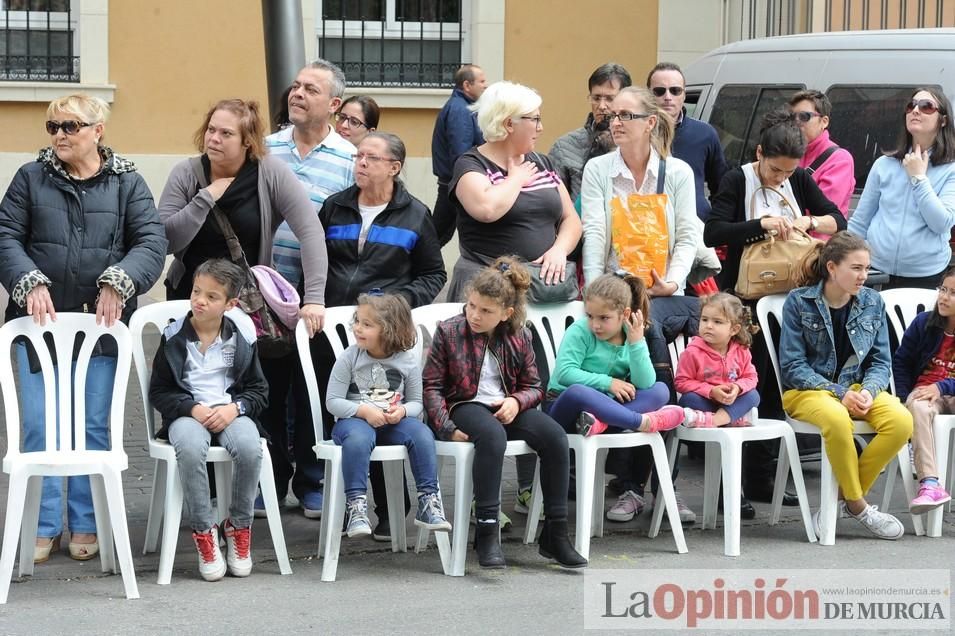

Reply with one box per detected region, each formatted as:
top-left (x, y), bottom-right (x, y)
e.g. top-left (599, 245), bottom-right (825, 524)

top-left (549, 63), bottom-right (632, 204)
top-left (789, 90), bottom-right (856, 227)
top-left (647, 62), bottom-right (727, 221)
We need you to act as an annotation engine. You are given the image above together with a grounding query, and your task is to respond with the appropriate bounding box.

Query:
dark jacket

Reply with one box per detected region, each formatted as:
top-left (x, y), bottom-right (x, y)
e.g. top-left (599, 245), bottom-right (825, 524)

top-left (893, 310), bottom-right (955, 401)
top-left (703, 167), bottom-right (847, 291)
top-left (319, 181), bottom-right (446, 308)
top-left (149, 312), bottom-right (269, 439)
top-left (671, 110), bottom-right (728, 221)
top-left (0, 147), bottom-right (167, 322)
top-left (422, 312), bottom-right (543, 440)
top-left (431, 88), bottom-right (484, 183)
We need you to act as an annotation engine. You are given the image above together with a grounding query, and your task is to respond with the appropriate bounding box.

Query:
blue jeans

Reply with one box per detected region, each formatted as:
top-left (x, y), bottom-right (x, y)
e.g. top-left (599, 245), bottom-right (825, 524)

top-left (547, 382), bottom-right (671, 433)
top-left (167, 416), bottom-right (262, 531)
top-left (332, 416), bottom-right (438, 500)
top-left (678, 389), bottom-right (761, 422)
top-left (17, 344), bottom-right (116, 538)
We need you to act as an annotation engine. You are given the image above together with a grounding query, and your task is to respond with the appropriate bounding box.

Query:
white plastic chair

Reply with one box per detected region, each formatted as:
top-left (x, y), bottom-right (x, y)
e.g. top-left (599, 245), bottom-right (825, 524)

top-left (129, 301), bottom-right (292, 584)
top-left (0, 314), bottom-right (139, 603)
top-left (297, 306), bottom-right (449, 581)
top-left (411, 302), bottom-right (542, 576)
top-left (757, 294), bottom-right (921, 545)
top-left (881, 287), bottom-right (955, 537)
top-left (526, 302), bottom-right (688, 560)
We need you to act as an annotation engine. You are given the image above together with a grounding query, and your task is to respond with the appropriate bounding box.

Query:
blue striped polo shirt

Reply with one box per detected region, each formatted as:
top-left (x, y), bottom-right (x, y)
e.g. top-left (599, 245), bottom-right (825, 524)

top-left (267, 125), bottom-right (356, 289)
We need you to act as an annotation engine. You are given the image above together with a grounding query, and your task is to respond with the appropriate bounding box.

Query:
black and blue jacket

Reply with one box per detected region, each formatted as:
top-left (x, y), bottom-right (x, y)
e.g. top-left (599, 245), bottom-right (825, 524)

top-left (893, 310), bottom-right (955, 401)
top-left (319, 181), bottom-right (446, 308)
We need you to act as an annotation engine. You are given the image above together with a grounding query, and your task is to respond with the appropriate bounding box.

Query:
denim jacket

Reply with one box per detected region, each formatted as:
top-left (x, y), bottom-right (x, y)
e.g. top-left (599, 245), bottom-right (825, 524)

top-left (779, 282), bottom-right (891, 398)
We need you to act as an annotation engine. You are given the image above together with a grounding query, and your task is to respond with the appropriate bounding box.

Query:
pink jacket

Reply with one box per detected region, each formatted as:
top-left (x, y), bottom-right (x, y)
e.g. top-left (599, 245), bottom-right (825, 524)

top-left (674, 336), bottom-right (758, 398)
top-left (799, 130), bottom-right (856, 217)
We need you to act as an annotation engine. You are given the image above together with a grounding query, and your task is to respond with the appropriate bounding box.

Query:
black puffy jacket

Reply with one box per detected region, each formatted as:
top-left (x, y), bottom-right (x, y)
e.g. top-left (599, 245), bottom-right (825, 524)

top-left (0, 147), bottom-right (167, 322)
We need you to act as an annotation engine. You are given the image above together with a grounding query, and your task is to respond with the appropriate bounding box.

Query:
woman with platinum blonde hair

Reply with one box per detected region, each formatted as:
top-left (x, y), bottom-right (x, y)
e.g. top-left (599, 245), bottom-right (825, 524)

top-left (447, 81), bottom-right (582, 302)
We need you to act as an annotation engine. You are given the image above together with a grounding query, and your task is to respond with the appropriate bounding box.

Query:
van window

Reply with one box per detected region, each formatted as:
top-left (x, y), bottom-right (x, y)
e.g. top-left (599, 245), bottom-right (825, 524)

top-left (684, 89), bottom-right (702, 119)
top-left (710, 85), bottom-right (803, 169)
top-left (825, 86), bottom-right (924, 193)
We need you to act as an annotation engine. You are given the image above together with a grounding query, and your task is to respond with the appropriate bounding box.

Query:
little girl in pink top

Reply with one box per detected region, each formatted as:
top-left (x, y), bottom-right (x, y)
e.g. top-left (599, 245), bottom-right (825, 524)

top-left (675, 293), bottom-right (761, 427)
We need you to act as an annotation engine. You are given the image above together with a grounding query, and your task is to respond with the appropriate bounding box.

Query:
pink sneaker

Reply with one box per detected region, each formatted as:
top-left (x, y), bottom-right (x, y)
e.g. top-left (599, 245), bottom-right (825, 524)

top-left (682, 409), bottom-right (715, 428)
top-left (577, 411), bottom-right (608, 436)
top-left (641, 405), bottom-right (686, 433)
top-left (909, 484), bottom-right (952, 514)
top-left (729, 415), bottom-right (753, 427)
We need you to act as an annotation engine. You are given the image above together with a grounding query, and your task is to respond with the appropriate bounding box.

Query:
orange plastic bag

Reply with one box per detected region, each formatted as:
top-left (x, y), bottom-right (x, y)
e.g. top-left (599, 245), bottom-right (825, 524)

top-left (609, 193), bottom-right (669, 286)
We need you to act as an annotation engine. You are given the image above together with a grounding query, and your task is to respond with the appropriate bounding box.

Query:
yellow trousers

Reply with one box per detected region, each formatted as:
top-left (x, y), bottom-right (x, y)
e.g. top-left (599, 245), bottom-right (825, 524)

top-left (782, 385), bottom-right (912, 501)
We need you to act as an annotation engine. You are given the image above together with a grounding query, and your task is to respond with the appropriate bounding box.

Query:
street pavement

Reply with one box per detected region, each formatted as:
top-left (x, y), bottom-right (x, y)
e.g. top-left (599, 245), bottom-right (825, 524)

top-left (0, 338), bottom-right (953, 635)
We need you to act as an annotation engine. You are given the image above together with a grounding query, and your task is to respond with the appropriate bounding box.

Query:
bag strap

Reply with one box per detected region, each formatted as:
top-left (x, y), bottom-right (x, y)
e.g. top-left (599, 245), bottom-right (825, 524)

top-left (747, 184), bottom-right (793, 222)
top-left (188, 156), bottom-right (251, 270)
top-left (656, 158), bottom-right (666, 195)
top-left (806, 145), bottom-right (839, 176)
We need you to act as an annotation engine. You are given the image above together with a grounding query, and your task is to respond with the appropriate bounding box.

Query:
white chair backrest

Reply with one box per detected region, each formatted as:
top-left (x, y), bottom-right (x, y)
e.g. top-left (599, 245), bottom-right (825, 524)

top-left (0, 314), bottom-right (131, 456)
top-left (296, 306), bottom-right (358, 444)
top-left (129, 300), bottom-right (253, 440)
top-left (667, 330), bottom-right (693, 377)
top-left (755, 294), bottom-right (789, 400)
top-left (880, 287), bottom-right (937, 344)
top-left (410, 303), bottom-right (462, 363)
top-left (525, 301), bottom-right (585, 378)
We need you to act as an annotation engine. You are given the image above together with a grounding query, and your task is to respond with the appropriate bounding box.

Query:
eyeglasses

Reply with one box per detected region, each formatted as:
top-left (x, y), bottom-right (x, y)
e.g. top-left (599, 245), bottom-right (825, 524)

top-left (45, 120), bottom-right (93, 135)
top-left (906, 99), bottom-right (939, 115)
top-left (336, 113), bottom-right (367, 129)
top-left (354, 152), bottom-right (396, 164)
top-left (651, 86), bottom-right (684, 97)
top-left (519, 115), bottom-right (543, 126)
top-left (609, 112), bottom-right (651, 122)
top-left (588, 94), bottom-right (617, 105)
top-left (792, 111), bottom-right (823, 124)
top-left (937, 286), bottom-right (955, 298)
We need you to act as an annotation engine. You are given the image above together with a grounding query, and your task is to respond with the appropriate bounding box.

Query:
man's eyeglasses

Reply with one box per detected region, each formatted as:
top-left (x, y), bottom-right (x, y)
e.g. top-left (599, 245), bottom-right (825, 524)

top-left (650, 86), bottom-right (684, 97)
top-left (45, 120), bottom-right (92, 135)
top-left (906, 99), bottom-right (939, 115)
top-left (336, 113), bottom-right (367, 129)
top-left (588, 94), bottom-right (616, 105)
top-left (520, 115), bottom-right (543, 126)
top-left (609, 112), bottom-right (651, 122)
top-left (792, 111), bottom-right (823, 124)
top-left (937, 286), bottom-right (955, 298)
top-left (354, 153), bottom-right (396, 164)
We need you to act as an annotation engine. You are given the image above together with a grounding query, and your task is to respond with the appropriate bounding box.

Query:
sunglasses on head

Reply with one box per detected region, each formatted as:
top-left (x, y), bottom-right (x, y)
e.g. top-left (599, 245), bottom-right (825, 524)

top-left (792, 111), bottom-right (823, 124)
top-left (906, 99), bottom-right (939, 115)
top-left (45, 120), bottom-right (93, 135)
top-left (651, 86), bottom-right (684, 97)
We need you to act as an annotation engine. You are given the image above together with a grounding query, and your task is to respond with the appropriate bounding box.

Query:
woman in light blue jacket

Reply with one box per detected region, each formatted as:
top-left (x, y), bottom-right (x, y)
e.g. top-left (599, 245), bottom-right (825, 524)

top-left (848, 87), bottom-right (955, 289)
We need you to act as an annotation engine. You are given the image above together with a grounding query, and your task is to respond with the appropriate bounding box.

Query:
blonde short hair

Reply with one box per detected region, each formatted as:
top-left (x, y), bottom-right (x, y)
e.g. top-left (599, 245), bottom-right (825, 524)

top-left (472, 81), bottom-right (542, 142)
top-left (46, 93), bottom-right (110, 124)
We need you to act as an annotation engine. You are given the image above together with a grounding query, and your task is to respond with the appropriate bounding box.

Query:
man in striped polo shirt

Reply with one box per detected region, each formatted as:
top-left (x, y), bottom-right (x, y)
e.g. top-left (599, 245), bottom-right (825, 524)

top-left (263, 59), bottom-right (355, 519)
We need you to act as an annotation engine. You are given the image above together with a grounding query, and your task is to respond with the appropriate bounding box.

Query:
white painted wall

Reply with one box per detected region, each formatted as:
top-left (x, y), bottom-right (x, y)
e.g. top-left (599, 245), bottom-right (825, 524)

top-left (656, 0), bottom-right (724, 67)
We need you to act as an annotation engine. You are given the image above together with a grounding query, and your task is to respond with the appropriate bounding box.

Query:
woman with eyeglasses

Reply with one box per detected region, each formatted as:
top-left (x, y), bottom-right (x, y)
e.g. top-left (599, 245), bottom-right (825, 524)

top-left (847, 87), bottom-right (955, 290)
top-left (335, 95), bottom-right (380, 146)
top-left (0, 93), bottom-right (167, 564)
top-left (446, 80), bottom-right (582, 302)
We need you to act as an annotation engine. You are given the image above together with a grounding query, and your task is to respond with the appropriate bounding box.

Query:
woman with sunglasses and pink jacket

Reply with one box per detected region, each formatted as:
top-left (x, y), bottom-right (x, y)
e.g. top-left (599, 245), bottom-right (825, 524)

top-left (847, 87), bottom-right (955, 290)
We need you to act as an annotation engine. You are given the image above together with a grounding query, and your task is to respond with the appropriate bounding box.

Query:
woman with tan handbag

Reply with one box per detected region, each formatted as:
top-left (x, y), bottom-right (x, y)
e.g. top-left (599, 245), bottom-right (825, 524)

top-left (703, 108), bottom-right (847, 515)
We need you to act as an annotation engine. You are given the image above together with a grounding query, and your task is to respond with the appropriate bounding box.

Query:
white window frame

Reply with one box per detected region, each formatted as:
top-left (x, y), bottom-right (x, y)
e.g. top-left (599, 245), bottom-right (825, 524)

top-left (317, 0), bottom-right (464, 40)
top-left (0, 0), bottom-right (114, 103)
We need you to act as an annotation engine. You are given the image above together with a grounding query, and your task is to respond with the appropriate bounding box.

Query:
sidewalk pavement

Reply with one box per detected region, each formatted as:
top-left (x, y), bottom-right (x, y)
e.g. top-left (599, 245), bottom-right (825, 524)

top-left (0, 349), bottom-right (952, 635)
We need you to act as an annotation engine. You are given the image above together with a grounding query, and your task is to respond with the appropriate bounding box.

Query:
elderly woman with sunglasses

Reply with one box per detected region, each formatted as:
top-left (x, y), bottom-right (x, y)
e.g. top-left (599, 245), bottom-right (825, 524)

top-left (847, 87), bottom-right (955, 290)
top-left (334, 95), bottom-right (380, 146)
top-left (0, 93), bottom-right (167, 564)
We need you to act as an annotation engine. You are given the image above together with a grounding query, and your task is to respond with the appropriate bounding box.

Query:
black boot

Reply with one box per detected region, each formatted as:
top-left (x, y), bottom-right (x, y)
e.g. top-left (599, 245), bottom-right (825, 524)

top-left (474, 520), bottom-right (506, 568)
top-left (538, 519), bottom-right (588, 569)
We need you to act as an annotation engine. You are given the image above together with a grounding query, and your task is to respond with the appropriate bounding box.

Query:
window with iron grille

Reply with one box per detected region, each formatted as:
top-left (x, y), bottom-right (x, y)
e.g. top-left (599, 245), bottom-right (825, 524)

top-left (317, 0), bottom-right (465, 88)
top-left (1, 0), bottom-right (77, 82)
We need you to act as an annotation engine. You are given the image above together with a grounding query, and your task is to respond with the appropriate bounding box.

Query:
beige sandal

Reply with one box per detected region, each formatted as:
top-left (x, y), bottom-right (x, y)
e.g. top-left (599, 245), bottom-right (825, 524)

top-left (33, 535), bottom-right (61, 563)
top-left (68, 534), bottom-right (98, 561)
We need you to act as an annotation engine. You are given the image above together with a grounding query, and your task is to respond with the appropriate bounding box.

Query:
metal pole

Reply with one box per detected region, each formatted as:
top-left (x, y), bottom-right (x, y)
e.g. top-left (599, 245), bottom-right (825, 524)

top-left (262, 0), bottom-right (306, 131)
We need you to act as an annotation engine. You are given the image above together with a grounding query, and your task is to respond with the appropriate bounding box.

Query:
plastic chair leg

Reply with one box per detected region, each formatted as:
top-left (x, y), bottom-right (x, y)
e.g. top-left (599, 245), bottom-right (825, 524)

top-left (881, 455), bottom-right (897, 512)
top-left (892, 448), bottom-right (923, 536)
top-left (214, 462), bottom-right (232, 526)
top-left (320, 459), bottom-right (346, 582)
top-left (100, 468), bottom-right (139, 599)
top-left (143, 459), bottom-right (165, 554)
top-left (817, 451), bottom-right (839, 546)
top-left (523, 460), bottom-right (542, 545)
top-left (90, 473), bottom-right (116, 574)
top-left (647, 435), bottom-right (688, 553)
top-left (17, 475), bottom-right (42, 578)
top-left (778, 429), bottom-right (816, 542)
top-left (258, 445), bottom-right (292, 575)
top-left (718, 440), bottom-right (743, 557)
top-left (702, 442), bottom-right (720, 530)
top-left (317, 458), bottom-right (331, 561)
top-left (383, 460), bottom-right (408, 553)
top-left (593, 447), bottom-right (608, 538)
top-left (448, 451), bottom-right (474, 577)
top-left (156, 459), bottom-right (184, 585)
top-left (0, 471), bottom-right (29, 604)
top-left (927, 423), bottom-right (953, 537)
top-left (573, 440), bottom-right (596, 560)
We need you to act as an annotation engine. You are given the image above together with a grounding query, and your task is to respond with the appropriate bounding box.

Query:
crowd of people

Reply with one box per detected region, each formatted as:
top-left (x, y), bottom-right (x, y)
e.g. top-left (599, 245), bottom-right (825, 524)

top-left (2, 55), bottom-right (954, 583)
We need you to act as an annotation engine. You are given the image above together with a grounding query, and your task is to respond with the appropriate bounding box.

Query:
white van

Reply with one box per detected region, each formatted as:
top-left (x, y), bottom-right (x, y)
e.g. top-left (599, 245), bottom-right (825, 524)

top-left (683, 28), bottom-right (955, 202)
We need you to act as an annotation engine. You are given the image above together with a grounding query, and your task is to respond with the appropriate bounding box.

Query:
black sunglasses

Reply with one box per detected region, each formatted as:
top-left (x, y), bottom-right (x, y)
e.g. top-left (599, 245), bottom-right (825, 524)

top-left (45, 120), bottom-right (93, 135)
top-left (792, 111), bottom-right (823, 123)
top-left (906, 99), bottom-right (939, 115)
top-left (651, 86), bottom-right (684, 97)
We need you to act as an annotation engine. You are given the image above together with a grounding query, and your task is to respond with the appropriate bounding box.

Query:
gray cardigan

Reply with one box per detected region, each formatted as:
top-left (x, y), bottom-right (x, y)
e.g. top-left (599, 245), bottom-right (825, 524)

top-left (158, 154), bottom-right (328, 305)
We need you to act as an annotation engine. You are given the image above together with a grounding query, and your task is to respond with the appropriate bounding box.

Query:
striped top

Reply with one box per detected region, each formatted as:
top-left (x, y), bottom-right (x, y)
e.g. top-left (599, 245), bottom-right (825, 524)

top-left (449, 149), bottom-right (564, 262)
top-left (267, 125), bottom-right (356, 288)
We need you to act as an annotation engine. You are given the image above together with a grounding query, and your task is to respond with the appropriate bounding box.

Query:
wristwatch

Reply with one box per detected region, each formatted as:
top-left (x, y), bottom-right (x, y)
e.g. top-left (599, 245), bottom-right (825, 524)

top-left (809, 216), bottom-right (820, 231)
top-left (911, 174), bottom-right (928, 186)
top-left (234, 400), bottom-right (247, 416)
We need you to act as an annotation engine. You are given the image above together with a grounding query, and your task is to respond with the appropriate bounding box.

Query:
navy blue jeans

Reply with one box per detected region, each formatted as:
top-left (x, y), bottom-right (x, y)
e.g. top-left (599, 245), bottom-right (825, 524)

top-left (678, 389), bottom-right (761, 422)
top-left (547, 382), bottom-right (671, 433)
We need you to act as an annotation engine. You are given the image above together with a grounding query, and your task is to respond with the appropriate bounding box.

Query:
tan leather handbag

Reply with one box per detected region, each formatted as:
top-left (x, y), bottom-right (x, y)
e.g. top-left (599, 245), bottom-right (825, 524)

top-left (734, 186), bottom-right (821, 300)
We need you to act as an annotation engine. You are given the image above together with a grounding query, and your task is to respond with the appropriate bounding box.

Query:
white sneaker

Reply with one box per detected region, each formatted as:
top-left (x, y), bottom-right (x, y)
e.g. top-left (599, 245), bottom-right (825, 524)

top-left (648, 493), bottom-right (697, 524)
top-left (222, 518), bottom-right (253, 577)
top-left (811, 502), bottom-right (850, 538)
top-left (606, 490), bottom-right (645, 522)
top-left (849, 504), bottom-right (904, 540)
top-left (192, 525), bottom-right (226, 582)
